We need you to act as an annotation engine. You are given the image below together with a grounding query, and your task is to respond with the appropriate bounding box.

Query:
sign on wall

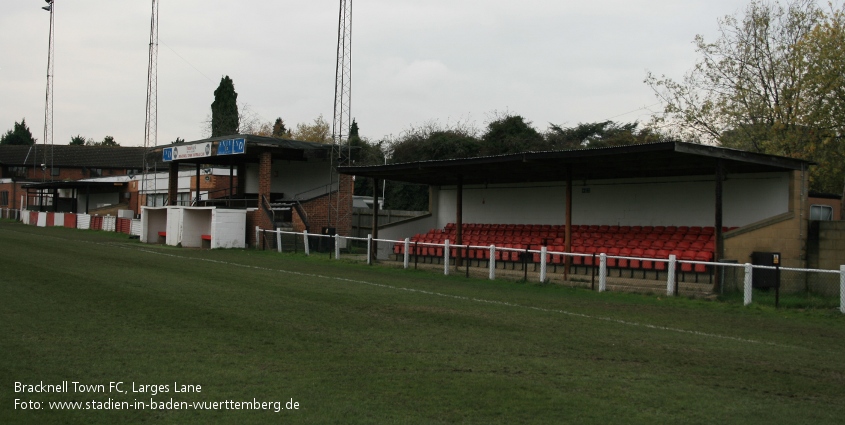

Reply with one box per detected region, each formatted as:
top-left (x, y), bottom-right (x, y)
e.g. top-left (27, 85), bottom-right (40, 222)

top-left (217, 138), bottom-right (246, 156)
top-left (163, 142), bottom-right (212, 162)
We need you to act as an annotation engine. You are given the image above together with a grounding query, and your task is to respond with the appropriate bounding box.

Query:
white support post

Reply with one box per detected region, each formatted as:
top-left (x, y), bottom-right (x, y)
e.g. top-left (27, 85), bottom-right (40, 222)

top-left (366, 234), bottom-right (372, 265)
top-left (403, 238), bottom-right (410, 269)
top-left (599, 253), bottom-right (607, 292)
top-left (335, 234), bottom-right (341, 260)
top-left (444, 239), bottom-right (450, 276)
top-left (540, 246), bottom-right (548, 283)
top-left (667, 255), bottom-right (677, 296)
top-left (276, 230), bottom-right (282, 253)
top-left (744, 263), bottom-right (753, 306)
top-left (255, 226), bottom-right (260, 249)
top-left (489, 245), bottom-right (496, 280)
top-left (839, 265), bottom-right (845, 314)
top-left (303, 230), bottom-right (310, 256)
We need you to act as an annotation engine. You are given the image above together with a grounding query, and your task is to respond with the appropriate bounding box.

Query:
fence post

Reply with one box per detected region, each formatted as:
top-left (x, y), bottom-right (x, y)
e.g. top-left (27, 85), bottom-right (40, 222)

top-left (335, 234), bottom-right (340, 260)
top-left (303, 230), bottom-right (310, 256)
top-left (276, 230), bottom-right (282, 253)
top-left (839, 266), bottom-right (845, 314)
top-left (367, 234), bottom-right (372, 265)
top-left (599, 253), bottom-right (607, 292)
top-left (403, 238), bottom-right (410, 269)
top-left (254, 226), bottom-right (260, 250)
top-left (667, 255), bottom-right (677, 296)
top-left (744, 263), bottom-right (753, 306)
top-left (489, 245), bottom-right (496, 280)
top-left (540, 246), bottom-right (547, 283)
top-left (444, 240), bottom-right (450, 276)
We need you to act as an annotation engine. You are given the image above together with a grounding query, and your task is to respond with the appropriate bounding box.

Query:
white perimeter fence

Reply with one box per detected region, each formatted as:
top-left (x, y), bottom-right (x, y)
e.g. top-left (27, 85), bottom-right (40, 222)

top-left (258, 227), bottom-right (845, 314)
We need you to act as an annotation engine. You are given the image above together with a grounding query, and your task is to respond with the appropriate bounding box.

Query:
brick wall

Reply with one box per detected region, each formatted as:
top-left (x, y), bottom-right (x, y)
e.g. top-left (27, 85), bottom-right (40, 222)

top-left (291, 174), bottom-right (353, 236)
top-left (816, 221), bottom-right (845, 270)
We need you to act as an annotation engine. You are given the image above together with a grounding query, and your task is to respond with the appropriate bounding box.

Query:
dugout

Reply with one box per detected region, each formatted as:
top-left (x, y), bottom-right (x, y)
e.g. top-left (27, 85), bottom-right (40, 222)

top-left (144, 135), bottom-right (354, 248)
top-left (339, 141), bottom-right (813, 286)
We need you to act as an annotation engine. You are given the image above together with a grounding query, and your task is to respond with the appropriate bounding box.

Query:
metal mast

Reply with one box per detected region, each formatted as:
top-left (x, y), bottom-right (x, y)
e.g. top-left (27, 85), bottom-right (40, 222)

top-left (142, 0), bottom-right (159, 206)
top-left (42, 0), bottom-right (55, 182)
top-left (329, 0), bottom-right (352, 231)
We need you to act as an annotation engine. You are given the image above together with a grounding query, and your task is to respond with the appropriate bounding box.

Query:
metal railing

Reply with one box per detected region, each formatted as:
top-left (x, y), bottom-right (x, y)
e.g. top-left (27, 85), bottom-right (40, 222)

top-left (256, 227), bottom-right (845, 313)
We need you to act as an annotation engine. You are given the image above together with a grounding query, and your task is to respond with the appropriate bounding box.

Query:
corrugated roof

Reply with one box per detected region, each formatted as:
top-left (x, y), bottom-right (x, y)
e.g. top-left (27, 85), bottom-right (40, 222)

top-left (0, 145), bottom-right (163, 169)
top-left (338, 141), bottom-right (813, 186)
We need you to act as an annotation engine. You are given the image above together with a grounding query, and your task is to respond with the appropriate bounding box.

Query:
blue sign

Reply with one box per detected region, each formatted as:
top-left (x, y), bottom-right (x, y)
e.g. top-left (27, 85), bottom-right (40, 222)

top-left (163, 147), bottom-right (173, 162)
top-left (217, 138), bottom-right (246, 156)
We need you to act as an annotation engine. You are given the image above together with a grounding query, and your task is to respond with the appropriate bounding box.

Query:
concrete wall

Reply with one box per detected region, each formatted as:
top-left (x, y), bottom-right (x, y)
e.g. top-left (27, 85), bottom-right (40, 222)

top-left (375, 214), bottom-right (437, 260)
top-left (435, 172), bottom-right (790, 229)
top-left (723, 170), bottom-right (808, 268)
top-left (244, 159), bottom-right (331, 198)
top-left (77, 192), bottom-right (120, 213)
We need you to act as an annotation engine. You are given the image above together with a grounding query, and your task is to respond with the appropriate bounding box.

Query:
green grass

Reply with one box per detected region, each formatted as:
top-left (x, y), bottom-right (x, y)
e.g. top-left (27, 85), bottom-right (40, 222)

top-left (2, 222), bottom-right (845, 424)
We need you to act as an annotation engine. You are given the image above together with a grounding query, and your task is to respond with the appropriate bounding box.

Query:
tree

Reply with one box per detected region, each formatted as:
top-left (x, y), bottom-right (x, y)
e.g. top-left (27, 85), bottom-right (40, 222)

top-left (272, 117), bottom-right (290, 138)
top-left (0, 119), bottom-right (36, 145)
top-left (69, 135), bottom-right (87, 146)
top-left (85, 136), bottom-right (120, 147)
top-left (291, 115), bottom-right (331, 143)
top-left (645, 0), bottom-right (845, 193)
top-left (211, 76), bottom-right (239, 137)
top-left (545, 121), bottom-right (675, 149)
top-left (480, 115), bottom-right (547, 156)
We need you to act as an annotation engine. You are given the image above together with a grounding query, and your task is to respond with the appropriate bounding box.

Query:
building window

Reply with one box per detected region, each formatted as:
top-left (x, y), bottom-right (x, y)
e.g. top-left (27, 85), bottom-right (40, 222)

top-left (809, 204), bottom-right (833, 221)
top-left (51, 167), bottom-right (60, 176)
top-left (0, 191), bottom-right (8, 206)
top-left (90, 168), bottom-right (103, 177)
top-left (10, 167), bottom-right (27, 178)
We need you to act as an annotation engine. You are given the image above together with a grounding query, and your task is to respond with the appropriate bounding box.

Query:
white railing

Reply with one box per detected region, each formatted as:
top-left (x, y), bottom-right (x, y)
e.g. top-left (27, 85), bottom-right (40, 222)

top-left (258, 227), bottom-right (845, 314)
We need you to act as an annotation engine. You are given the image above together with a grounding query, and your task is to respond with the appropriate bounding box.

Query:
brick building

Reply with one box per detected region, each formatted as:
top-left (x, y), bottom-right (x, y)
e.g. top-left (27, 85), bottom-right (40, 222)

top-left (0, 145), bottom-right (149, 211)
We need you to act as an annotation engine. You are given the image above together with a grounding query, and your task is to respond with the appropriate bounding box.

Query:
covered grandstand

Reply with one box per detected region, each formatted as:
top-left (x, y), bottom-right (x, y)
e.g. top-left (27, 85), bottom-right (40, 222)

top-left (338, 141), bottom-right (813, 290)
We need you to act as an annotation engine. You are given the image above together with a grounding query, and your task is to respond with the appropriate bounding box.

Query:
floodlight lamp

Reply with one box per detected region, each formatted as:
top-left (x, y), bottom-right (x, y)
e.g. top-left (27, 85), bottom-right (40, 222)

top-left (45, 0), bottom-right (54, 4)
top-left (42, 5), bottom-right (52, 11)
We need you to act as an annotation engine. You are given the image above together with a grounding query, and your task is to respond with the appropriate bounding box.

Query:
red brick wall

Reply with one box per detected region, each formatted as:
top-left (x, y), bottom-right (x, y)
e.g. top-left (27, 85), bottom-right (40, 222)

top-left (255, 152), bottom-right (274, 232)
top-left (291, 174), bottom-right (353, 236)
top-left (0, 181), bottom-right (25, 210)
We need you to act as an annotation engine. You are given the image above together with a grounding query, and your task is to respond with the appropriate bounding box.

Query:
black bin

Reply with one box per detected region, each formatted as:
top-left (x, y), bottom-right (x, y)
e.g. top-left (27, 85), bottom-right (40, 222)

top-left (317, 227), bottom-right (336, 252)
top-left (750, 252), bottom-right (781, 289)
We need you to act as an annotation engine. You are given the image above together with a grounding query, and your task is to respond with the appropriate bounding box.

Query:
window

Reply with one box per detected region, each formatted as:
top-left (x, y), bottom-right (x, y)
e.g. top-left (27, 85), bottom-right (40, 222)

top-left (809, 204), bottom-right (833, 221)
top-left (90, 168), bottom-right (103, 177)
top-left (0, 191), bottom-right (8, 206)
top-left (51, 167), bottom-right (60, 176)
top-left (9, 167), bottom-right (27, 178)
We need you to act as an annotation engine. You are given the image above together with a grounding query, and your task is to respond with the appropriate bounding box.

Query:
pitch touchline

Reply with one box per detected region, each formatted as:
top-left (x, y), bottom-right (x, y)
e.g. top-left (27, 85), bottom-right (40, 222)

top-left (0, 227), bottom-right (805, 350)
top-left (101, 242), bottom-right (800, 350)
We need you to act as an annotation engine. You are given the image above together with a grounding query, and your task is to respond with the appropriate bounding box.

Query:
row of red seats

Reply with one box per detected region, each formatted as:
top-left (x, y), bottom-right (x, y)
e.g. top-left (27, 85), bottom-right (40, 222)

top-left (394, 242), bottom-right (713, 274)
top-left (444, 223), bottom-right (735, 235)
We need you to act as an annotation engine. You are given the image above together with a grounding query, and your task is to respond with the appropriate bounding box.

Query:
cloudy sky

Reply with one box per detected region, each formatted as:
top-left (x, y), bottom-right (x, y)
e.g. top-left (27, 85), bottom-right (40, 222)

top-left (3, 0), bottom-right (761, 147)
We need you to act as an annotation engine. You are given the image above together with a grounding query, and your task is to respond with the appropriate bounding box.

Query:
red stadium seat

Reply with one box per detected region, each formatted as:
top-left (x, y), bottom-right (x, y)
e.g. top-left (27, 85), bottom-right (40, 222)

top-left (607, 247), bottom-right (620, 267)
top-left (629, 248), bottom-right (643, 269)
top-left (642, 249), bottom-right (657, 270)
top-left (654, 249), bottom-right (670, 271)
top-left (693, 251), bottom-right (713, 273)
top-left (618, 247), bottom-right (632, 268)
top-left (680, 250), bottom-right (697, 272)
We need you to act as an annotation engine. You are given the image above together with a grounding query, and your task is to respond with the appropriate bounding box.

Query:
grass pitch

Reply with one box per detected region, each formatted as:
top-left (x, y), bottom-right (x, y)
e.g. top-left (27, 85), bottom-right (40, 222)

top-left (1, 221), bottom-right (844, 424)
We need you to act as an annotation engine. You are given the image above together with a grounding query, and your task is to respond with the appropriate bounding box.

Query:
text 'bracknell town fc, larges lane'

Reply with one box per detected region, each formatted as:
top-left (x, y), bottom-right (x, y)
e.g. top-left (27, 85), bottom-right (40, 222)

top-left (15, 381), bottom-right (201, 396)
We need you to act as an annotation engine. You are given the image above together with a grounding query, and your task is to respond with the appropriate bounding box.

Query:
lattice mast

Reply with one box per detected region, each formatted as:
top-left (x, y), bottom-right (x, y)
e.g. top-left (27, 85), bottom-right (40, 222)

top-left (329, 0), bottom-right (353, 231)
top-left (142, 0), bottom-right (159, 205)
top-left (42, 0), bottom-right (56, 181)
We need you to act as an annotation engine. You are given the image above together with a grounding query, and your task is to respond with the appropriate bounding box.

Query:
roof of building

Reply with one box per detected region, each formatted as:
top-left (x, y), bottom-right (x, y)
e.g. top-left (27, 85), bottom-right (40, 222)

top-left (0, 145), bottom-right (162, 169)
top-left (150, 134), bottom-right (336, 165)
top-left (338, 141), bottom-right (813, 186)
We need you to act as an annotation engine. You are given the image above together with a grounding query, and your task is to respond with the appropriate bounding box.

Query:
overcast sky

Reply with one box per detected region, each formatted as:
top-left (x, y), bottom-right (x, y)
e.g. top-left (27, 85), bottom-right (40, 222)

top-left (3, 0), bottom-right (775, 147)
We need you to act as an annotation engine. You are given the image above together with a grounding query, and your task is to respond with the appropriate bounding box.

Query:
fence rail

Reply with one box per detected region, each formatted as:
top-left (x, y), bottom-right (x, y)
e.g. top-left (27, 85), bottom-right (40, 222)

top-left (257, 227), bottom-right (845, 314)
